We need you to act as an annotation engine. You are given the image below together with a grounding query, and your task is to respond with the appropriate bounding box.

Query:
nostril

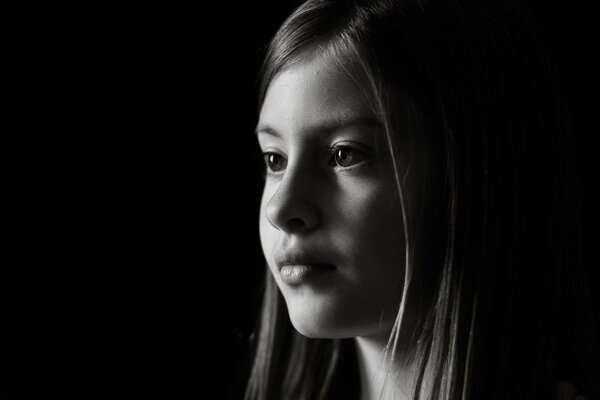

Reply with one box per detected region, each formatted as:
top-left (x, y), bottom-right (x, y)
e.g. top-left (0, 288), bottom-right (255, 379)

top-left (286, 218), bottom-right (306, 231)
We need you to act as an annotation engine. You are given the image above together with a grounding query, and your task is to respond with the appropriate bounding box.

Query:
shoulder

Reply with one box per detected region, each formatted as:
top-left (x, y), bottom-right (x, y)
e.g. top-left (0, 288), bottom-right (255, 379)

top-left (557, 381), bottom-right (586, 400)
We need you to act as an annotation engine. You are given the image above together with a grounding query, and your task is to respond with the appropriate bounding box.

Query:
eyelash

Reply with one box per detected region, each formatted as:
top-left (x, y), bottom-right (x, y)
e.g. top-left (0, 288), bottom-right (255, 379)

top-left (262, 145), bottom-right (369, 175)
top-left (262, 152), bottom-right (287, 175)
top-left (327, 145), bottom-right (368, 169)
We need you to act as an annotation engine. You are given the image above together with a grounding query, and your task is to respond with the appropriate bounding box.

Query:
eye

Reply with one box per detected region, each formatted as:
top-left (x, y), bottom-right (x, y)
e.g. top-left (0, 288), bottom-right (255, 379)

top-left (263, 152), bottom-right (287, 173)
top-left (329, 146), bottom-right (368, 168)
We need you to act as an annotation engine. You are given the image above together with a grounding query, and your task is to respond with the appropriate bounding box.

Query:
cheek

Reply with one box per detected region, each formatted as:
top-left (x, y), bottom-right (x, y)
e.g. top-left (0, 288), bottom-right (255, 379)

top-left (344, 182), bottom-right (404, 246)
top-left (259, 189), bottom-right (278, 273)
top-left (368, 205), bottom-right (404, 262)
top-left (259, 198), bottom-right (271, 255)
top-left (360, 214), bottom-right (405, 279)
top-left (342, 186), bottom-right (405, 286)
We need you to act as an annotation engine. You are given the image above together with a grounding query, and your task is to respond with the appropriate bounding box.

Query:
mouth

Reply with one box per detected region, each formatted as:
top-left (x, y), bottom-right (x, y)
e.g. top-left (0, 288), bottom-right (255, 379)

top-left (274, 246), bottom-right (337, 285)
top-left (278, 263), bottom-right (336, 285)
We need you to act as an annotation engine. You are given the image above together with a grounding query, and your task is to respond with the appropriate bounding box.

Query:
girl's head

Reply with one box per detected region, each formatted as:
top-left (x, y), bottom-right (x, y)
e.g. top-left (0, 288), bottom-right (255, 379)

top-left (249, 0), bottom-right (598, 399)
top-left (256, 0), bottom-right (438, 347)
top-left (257, 52), bottom-right (407, 340)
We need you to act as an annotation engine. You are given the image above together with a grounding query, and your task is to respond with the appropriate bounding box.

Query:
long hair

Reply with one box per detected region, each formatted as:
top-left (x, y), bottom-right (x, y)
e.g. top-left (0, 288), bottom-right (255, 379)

top-left (245, 1), bottom-right (600, 399)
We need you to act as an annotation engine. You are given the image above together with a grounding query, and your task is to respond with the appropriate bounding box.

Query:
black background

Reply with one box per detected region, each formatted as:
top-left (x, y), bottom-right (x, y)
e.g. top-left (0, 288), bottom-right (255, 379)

top-left (3, 1), bottom-right (598, 398)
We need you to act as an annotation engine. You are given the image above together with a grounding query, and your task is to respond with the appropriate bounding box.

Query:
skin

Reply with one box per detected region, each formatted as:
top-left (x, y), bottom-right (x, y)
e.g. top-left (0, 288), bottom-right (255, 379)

top-left (256, 56), bottom-right (406, 341)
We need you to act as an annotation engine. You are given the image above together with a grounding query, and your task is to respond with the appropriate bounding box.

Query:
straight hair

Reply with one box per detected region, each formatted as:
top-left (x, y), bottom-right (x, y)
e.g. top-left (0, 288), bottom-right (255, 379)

top-left (245, 1), bottom-right (600, 399)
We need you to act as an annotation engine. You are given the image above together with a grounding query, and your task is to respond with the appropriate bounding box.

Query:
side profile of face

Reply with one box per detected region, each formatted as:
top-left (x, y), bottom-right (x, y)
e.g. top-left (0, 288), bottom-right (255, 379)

top-left (256, 55), bottom-right (406, 339)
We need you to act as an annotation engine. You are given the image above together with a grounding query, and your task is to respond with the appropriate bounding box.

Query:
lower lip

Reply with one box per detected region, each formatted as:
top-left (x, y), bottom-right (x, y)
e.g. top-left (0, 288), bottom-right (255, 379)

top-left (279, 264), bottom-right (335, 285)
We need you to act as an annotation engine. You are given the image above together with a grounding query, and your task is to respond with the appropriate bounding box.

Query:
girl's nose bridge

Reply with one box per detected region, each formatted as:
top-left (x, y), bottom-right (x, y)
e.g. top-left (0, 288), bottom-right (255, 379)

top-left (265, 151), bottom-right (322, 232)
top-left (279, 156), bottom-right (316, 200)
top-left (288, 141), bottom-right (327, 189)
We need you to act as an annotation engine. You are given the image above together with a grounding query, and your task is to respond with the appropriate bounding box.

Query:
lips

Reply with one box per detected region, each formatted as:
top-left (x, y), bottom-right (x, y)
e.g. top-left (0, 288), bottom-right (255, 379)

top-left (274, 249), bottom-right (336, 285)
top-left (274, 250), bottom-right (335, 271)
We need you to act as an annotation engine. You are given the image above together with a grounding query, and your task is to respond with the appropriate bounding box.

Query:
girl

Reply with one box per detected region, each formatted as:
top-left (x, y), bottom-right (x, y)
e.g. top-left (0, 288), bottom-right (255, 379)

top-left (246, 0), bottom-right (599, 399)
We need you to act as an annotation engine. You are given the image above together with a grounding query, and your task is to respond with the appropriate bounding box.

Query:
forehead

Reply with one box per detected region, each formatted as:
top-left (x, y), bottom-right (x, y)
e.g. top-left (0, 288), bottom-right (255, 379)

top-left (258, 58), bottom-right (373, 134)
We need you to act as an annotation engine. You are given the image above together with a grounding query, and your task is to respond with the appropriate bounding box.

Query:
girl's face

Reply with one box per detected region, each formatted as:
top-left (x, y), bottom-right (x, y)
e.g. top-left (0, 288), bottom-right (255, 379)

top-left (257, 57), bottom-right (405, 339)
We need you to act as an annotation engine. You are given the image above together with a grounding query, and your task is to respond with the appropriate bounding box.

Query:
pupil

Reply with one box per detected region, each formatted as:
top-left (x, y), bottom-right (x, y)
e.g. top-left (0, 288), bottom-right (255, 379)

top-left (337, 149), bottom-right (351, 165)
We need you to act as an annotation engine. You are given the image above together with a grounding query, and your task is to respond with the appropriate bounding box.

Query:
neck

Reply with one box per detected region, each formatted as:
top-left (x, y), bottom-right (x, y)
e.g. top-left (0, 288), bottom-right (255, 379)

top-left (355, 335), bottom-right (415, 400)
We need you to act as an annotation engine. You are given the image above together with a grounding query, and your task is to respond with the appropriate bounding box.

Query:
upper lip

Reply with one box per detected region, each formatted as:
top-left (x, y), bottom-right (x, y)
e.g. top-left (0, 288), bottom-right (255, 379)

top-left (274, 249), bottom-right (334, 270)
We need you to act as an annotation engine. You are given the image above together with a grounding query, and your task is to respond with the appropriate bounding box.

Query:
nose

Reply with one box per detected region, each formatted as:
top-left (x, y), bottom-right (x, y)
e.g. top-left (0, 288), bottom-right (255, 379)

top-left (264, 167), bottom-right (320, 234)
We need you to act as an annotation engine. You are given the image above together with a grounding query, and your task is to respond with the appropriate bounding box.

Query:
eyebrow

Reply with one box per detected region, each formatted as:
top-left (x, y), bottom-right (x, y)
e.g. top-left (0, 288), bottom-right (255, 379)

top-left (254, 115), bottom-right (382, 138)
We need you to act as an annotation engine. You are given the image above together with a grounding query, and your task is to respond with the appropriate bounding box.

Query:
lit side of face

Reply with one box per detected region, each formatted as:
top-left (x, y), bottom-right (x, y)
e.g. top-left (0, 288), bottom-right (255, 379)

top-left (257, 57), bottom-right (405, 339)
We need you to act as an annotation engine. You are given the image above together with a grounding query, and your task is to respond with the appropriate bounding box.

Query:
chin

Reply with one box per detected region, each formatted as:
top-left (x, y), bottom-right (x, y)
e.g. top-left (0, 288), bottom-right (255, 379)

top-left (286, 301), bottom-right (356, 339)
top-left (289, 317), bottom-right (346, 339)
